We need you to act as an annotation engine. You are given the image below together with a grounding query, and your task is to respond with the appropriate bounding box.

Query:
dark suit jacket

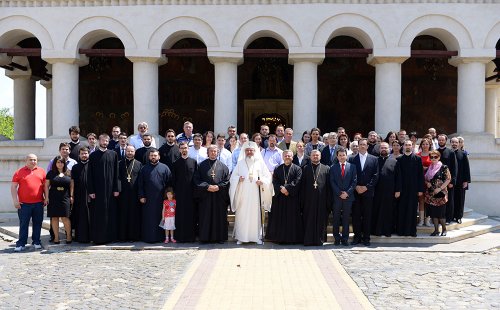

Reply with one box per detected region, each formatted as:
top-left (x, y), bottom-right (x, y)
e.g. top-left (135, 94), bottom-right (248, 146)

top-left (454, 149), bottom-right (471, 185)
top-left (438, 147), bottom-right (457, 185)
top-left (320, 145), bottom-right (338, 166)
top-left (330, 161), bottom-right (357, 203)
top-left (348, 153), bottom-right (379, 197)
top-left (114, 144), bottom-right (127, 161)
top-left (293, 154), bottom-right (310, 168)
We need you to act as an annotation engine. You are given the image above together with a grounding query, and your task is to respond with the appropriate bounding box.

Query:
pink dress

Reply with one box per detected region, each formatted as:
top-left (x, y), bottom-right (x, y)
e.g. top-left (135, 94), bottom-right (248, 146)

top-left (159, 199), bottom-right (176, 230)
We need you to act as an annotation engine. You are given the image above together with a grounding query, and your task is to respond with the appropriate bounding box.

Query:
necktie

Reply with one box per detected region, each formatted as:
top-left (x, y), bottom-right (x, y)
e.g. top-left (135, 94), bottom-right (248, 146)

top-left (341, 163), bottom-right (345, 178)
top-left (121, 149), bottom-right (124, 158)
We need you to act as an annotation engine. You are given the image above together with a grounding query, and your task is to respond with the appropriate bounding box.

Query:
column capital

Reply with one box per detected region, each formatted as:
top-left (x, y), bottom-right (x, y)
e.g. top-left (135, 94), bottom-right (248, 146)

top-left (0, 54), bottom-right (12, 66)
top-left (207, 51), bottom-right (244, 65)
top-left (288, 53), bottom-right (325, 65)
top-left (44, 56), bottom-right (89, 67)
top-left (448, 56), bottom-right (494, 67)
top-left (5, 68), bottom-right (32, 80)
top-left (40, 79), bottom-right (52, 89)
top-left (127, 56), bottom-right (167, 65)
top-left (367, 56), bottom-right (408, 66)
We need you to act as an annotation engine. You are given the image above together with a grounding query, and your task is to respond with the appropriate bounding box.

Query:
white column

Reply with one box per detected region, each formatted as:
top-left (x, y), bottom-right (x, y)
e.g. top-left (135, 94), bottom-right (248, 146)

top-left (49, 61), bottom-right (80, 137)
top-left (128, 57), bottom-right (164, 136)
top-left (368, 56), bottom-right (407, 137)
top-left (12, 76), bottom-right (36, 140)
top-left (41, 79), bottom-right (53, 137)
top-left (290, 56), bottom-right (323, 138)
top-left (485, 85), bottom-right (498, 136)
top-left (449, 57), bottom-right (492, 134)
top-left (209, 57), bottom-right (241, 134)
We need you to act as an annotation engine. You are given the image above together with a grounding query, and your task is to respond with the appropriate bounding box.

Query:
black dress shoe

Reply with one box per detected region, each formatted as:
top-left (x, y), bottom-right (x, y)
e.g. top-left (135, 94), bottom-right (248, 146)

top-left (384, 234), bottom-right (391, 237)
top-left (363, 241), bottom-right (371, 246)
top-left (441, 231), bottom-right (447, 236)
top-left (334, 240), bottom-right (340, 246)
top-left (457, 219), bottom-right (462, 224)
top-left (430, 231), bottom-right (439, 236)
top-left (53, 241), bottom-right (60, 244)
top-left (351, 239), bottom-right (361, 245)
top-left (341, 240), bottom-right (349, 246)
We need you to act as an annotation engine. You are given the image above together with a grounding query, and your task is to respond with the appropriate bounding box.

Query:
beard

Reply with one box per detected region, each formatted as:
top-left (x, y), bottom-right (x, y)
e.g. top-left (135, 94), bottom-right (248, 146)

top-left (380, 151), bottom-right (388, 157)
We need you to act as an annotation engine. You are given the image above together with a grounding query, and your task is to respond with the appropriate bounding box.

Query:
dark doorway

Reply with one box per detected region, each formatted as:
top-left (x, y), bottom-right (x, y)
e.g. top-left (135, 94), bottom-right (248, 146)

top-left (402, 35), bottom-right (457, 135)
top-left (158, 38), bottom-right (214, 135)
top-left (318, 36), bottom-right (375, 136)
top-left (79, 38), bottom-right (133, 136)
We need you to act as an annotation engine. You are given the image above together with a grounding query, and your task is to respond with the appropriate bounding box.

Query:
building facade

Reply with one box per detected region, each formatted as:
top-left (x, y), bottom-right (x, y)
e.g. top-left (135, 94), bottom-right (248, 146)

top-left (1, 1), bottom-right (499, 214)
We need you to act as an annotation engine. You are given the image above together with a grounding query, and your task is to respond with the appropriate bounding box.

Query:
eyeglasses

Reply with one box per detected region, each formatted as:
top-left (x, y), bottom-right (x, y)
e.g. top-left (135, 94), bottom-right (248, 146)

top-left (430, 156), bottom-right (439, 159)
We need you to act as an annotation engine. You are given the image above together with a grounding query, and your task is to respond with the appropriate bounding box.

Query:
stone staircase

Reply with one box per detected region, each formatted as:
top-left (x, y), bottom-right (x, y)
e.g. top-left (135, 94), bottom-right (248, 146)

top-left (1, 208), bottom-right (499, 246)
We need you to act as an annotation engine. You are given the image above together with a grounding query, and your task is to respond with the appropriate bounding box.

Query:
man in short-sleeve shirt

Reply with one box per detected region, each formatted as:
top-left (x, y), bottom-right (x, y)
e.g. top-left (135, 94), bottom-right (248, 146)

top-left (11, 154), bottom-right (48, 251)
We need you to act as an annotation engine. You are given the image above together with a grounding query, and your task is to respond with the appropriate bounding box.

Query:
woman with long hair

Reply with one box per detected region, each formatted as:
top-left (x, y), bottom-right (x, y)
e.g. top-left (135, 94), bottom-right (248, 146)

top-left (305, 128), bottom-right (325, 156)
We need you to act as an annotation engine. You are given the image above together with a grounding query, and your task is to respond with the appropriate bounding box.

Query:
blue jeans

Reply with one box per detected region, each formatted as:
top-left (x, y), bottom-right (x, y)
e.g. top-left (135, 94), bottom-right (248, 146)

top-left (16, 202), bottom-right (44, 247)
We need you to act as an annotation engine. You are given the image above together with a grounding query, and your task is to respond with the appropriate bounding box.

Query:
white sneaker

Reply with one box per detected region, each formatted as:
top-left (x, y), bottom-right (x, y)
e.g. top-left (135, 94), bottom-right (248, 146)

top-left (34, 244), bottom-right (42, 250)
top-left (14, 246), bottom-right (24, 252)
top-left (236, 241), bottom-right (242, 245)
top-left (256, 240), bottom-right (263, 245)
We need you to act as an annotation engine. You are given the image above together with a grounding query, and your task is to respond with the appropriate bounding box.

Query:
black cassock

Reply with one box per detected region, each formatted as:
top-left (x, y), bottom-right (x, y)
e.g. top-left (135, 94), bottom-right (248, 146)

top-left (194, 159), bottom-right (230, 243)
top-left (137, 162), bottom-right (171, 243)
top-left (453, 149), bottom-right (471, 221)
top-left (159, 143), bottom-right (181, 171)
top-left (266, 163), bottom-right (303, 244)
top-left (301, 163), bottom-right (331, 246)
top-left (134, 147), bottom-right (152, 165)
top-left (71, 161), bottom-right (90, 243)
top-left (395, 154), bottom-right (423, 236)
top-left (117, 158), bottom-right (143, 242)
top-left (372, 156), bottom-right (401, 236)
top-left (171, 157), bottom-right (198, 242)
top-left (88, 149), bottom-right (119, 244)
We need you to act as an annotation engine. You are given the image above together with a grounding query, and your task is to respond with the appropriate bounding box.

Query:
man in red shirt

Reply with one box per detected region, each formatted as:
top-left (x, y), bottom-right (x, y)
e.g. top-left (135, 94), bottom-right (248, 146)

top-left (11, 154), bottom-right (48, 252)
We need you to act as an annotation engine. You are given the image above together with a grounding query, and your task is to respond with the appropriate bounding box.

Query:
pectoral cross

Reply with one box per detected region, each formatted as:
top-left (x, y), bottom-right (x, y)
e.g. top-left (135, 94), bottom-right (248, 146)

top-left (211, 171), bottom-right (216, 179)
top-left (284, 180), bottom-right (287, 185)
top-left (127, 176), bottom-right (131, 183)
top-left (314, 181), bottom-right (318, 189)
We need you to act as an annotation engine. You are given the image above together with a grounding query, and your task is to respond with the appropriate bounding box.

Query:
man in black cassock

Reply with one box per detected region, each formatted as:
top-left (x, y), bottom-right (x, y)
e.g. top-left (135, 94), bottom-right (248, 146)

top-left (372, 142), bottom-right (401, 237)
top-left (301, 149), bottom-right (331, 246)
top-left (137, 148), bottom-right (171, 243)
top-left (135, 133), bottom-right (154, 164)
top-left (71, 146), bottom-right (91, 243)
top-left (117, 145), bottom-right (143, 242)
top-left (171, 142), bottom-right (197, 242)
top-left (395, 140), bottom-right (423, 237)
top-left (450, 137), bottom-right (471, 223)
top-left (159, 129), bottom-right (181, 171)
top-left (88, 134), bottom-right (120, 244)
top-left (266, 150), bottom-right (303, 244)
top-left (194, 145), bottom-right (230, 243)
top-left (437, 134), bottom-right (457, 223)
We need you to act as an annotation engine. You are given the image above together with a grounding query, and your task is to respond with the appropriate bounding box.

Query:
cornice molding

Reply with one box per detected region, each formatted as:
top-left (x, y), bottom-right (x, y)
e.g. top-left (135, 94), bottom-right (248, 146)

top-left (1, 0), bottom-right (499, 7)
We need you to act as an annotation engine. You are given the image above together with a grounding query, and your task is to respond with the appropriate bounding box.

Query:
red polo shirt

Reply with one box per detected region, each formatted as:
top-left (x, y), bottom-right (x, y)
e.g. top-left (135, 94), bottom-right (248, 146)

top-left (12, 166), bottom-right (46, 204)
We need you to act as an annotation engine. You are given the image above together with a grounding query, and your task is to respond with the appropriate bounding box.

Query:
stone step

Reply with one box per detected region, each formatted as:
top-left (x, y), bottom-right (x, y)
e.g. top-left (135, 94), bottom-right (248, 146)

top-left (0, 222), bottom-right (52, 240)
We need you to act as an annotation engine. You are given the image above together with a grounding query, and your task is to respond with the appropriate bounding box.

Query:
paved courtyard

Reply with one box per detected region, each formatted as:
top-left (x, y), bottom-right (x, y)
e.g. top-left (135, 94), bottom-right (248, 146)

top-left (0, 234), bottom-right (498, 309)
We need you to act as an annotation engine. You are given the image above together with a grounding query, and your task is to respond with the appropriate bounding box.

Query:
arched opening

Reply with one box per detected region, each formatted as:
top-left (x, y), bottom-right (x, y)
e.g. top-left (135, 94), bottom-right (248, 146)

top-left (158, 38), bottom-right (214, 135)
top-left (238, 37), bottom-right (293, 134)
top-left (318, 35), bottom-right (375, 135)
top-left (79, 38), bottom-right (133, 136)
top-left (401, 35), bottom-right (457, 135)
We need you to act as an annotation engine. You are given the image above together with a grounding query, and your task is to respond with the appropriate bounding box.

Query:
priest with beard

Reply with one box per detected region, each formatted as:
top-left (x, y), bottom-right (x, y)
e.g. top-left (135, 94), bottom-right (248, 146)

top-left (135, 133), bottom-right (154, 164)
top-left (117, 145), bottom-right (143, 242)
top-left (229, 142), bottom-right (273, 245)
top-left (194, 145), bottom-right (230, 243)
top-left (266, 150), bottom-right (303, 244)
top-left (372, 142), bottom-right (401, 237)
top-left (301, 149), bottom-right (331, 246)
top-left (171, 142), bottom-right (198, 243)
top-left (88, 134), bottom-right (120, 244)
top-left (70, 146), bottom-right (91, 243)
top-left (138, 148), bottom-right (171, 243)
top-left (159, 129), bottom-right (181, 171)
top-left (395, 140), bottom-right (424, 237)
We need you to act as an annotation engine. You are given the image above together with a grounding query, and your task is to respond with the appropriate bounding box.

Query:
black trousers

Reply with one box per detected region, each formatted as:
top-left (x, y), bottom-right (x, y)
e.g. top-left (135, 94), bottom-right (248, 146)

top-left (445, 186), bottom-right (455, 223)
top-left (333, 198), bottom-right (352, 241)
top-left (352, 193), bottom-right (373, 242)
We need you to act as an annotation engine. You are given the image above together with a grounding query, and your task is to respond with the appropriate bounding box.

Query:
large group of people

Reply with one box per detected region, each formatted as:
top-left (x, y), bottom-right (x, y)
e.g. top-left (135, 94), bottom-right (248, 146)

top-left (11, 122), bottom-right (471, 251)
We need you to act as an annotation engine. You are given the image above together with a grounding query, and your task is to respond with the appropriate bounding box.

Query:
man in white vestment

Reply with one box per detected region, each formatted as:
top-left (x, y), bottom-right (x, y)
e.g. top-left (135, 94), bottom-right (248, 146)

top-left (230, 142), bottom-right (273, 245)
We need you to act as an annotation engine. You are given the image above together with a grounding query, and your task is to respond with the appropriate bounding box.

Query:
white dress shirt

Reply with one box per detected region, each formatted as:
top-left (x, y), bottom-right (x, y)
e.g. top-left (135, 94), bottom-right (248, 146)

top-left (188, 146), bottom-right (208, 164)
top-left (359, 152), bottom-right (368, 171)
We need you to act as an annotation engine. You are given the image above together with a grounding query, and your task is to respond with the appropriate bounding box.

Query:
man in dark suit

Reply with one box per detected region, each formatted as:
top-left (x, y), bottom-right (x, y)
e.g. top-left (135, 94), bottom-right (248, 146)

top-left (348, 138), bottom-right (379, 246)
top-left (114, 132), bottom-right (128, 161)
top-left (321, 132), bottom-right (338, 166)
top-left (450, 137), bottom-right (471, 223)
top-left (437, 134), bottom-right (457, 223)
top-left (330, 147), bottom-right (357, 246)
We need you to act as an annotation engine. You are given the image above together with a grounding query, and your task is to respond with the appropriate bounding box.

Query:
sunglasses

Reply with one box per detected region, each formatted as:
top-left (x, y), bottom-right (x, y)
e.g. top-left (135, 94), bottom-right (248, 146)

top-left (430, 156), bottom-right (439, 159)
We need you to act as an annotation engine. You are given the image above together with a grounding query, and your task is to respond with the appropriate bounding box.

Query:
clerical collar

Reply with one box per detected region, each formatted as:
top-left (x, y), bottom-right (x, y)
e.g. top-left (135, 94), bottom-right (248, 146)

top-left (80, 160), bottom-right (89, 164)
top-left (167, 142), bottom-right (175, 146)
top-left (144, 146), bottom-right (151, 149)
top-left (71, 140), bottom-right (80, 144)
top-left (126, 157), bottom-right (134, 162)
top-left (99, 147), bottom-right (107, 152)
top-left (150, 161), bottom-right (158, 165)
top-left (181, 155), bottom-right (189, 159)
top-left (209, 158), bottom-right (217, 162)
top-left (312, 162), bottom-right (320, 166)
top-left (404, 152), bottom-right (412, 156)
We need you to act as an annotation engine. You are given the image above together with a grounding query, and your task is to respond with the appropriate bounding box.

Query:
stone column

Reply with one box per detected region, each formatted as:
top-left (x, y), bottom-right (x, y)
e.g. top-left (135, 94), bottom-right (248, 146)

top-left (449, 57), bottom-right (492, 134)
top-left (368, 56), bottom-right (407, 137)
top-left (485, 85), bottom-right (499, 137)
top-left (10, 74), bottom-right (36, 140)
top-left (128, 57), bottom-right (166, 136)
top-left (208, 55), bottom-right (242, 134)
top-left (41, 77), bottom-right (53, 137)
top-left (45, 59), bottom-right (85, 137)
top-left (289, 54), bottom-right (324, 138)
